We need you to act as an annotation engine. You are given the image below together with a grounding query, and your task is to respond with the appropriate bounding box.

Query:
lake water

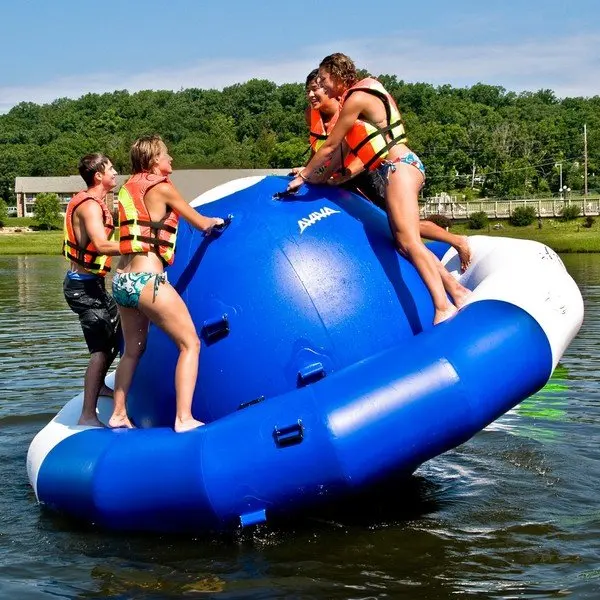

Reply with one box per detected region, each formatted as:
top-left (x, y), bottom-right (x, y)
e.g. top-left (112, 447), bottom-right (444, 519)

top-left (1, 254), bottom-right (599, 599)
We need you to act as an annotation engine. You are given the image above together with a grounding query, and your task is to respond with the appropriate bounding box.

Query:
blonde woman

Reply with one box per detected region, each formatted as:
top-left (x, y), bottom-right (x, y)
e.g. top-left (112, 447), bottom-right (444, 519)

top-left (111, 135), bottom-right (225, 432)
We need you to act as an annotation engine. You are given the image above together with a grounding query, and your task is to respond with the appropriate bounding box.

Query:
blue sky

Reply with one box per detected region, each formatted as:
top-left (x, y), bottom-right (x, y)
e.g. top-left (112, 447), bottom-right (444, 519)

top-left (1, 0), bottom-right (599, 113)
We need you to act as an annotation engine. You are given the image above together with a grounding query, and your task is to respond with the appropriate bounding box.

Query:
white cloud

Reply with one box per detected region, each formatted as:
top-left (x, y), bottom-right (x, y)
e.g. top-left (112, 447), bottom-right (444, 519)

top-left (1, 33), bottom-right (599, 113)
top-left (355, 33), bottom-right (600, 97)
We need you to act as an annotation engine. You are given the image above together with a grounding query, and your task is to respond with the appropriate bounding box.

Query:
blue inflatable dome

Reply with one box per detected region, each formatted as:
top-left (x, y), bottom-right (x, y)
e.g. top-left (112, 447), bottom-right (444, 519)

top-left (27, 175), bottom-right (584, 533)
top-left (132, 174), bottom-right (439, 425)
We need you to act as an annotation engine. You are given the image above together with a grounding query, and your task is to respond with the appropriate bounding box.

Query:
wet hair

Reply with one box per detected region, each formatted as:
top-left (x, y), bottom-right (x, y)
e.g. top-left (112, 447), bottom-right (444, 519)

top-left (305, 69), bottom-right (320, 90)
top-left (130, 135), bottom-right (165, 173)
top-left (78, 153), bottom-right (111, 187)
top-left (319, 53), bottom-right (358, 89)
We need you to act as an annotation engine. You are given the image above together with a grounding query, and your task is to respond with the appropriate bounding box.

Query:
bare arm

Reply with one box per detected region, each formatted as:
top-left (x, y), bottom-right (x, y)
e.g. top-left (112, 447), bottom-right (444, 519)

top-left (325, 141), bottom-right (365, 185)
top-left (152, 183), bottom-right (223, 233)
top-left (313, 145), bottom-right (344, 183)
top-left (78, 202), bottom-right (120, 255)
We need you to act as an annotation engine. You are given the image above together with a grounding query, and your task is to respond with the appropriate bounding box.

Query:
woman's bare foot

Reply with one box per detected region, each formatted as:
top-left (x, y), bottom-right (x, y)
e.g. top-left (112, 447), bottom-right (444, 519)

top-left (108, 413), bottom-right (135, 429)
top-left (99, 384), bottom-right (113, 398)
top-left (175, 417), bottom-right (205, 433)
top-left (455, 236), bottom-right (472, 273)
top-left (434, 304), bottom-right (458, 325)
top-left (77, 415), bottom-right (105, 428)
top-left (449, 284), bottom-right (472, 310)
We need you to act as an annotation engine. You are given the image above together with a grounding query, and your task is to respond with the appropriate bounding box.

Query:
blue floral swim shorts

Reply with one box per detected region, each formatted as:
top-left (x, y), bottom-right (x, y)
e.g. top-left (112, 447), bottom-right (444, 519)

top-left (112, 272), bottom-right (168, 308)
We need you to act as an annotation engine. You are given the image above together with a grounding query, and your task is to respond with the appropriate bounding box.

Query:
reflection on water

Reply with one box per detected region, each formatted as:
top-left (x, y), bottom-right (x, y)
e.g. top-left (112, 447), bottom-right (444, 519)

top-left (1, 254), bottom-right (599, 599)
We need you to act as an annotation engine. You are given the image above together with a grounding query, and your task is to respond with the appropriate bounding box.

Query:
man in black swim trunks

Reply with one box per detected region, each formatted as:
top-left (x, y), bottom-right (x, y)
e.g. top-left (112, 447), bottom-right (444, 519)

top-left (62, 154), bottom-right (121, 426)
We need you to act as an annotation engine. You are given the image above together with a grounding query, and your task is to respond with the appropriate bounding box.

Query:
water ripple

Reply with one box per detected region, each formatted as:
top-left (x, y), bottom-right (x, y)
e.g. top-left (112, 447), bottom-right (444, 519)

top-left (0, 254), bottom-right (599, 599)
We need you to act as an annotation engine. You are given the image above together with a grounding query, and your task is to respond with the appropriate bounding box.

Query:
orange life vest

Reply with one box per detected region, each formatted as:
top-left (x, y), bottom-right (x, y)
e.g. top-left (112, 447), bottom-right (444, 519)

top-left (309, 108), bottom-right (339, 152)
top-left (118, 173), bottom-right (179, 265)
top-left (341, 78), bottom-right (407, 172)
top-left (308, 108), bottom-right (364, 179)
top-left (62, 191), bottom-right (114, 276)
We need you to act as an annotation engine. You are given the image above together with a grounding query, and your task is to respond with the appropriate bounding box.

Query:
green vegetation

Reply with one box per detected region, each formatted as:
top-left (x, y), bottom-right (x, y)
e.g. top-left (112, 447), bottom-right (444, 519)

top-left (0, 231), bottom-right (62, 255)
top-left (425, 214), bottom-right (452, 229)
top-left (0, 217), bottom-right (62, 254)
top-left (5, 216), bottom-right (38, 227)
top-left (451, 217), bottom-right (600, 253)
top-left (33, 192), bottom-right (61, 230)
top-left (467, 211), bottom-right (489, 230)
top-left (559, 204), bottom-right (581, 221)
top-left (509, 205), bottom-right (537, 226)
top-left (0, 78), bottom-right (598, 203)
top-left (0, 199), bottom-right (8, 227)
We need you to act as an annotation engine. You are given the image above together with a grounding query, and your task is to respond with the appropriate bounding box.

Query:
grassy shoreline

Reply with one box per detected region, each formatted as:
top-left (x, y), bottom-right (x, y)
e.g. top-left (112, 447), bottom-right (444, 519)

top-left (0, 230), bottom-right (63, 255)
top-left (1, 217), bottom-right (600, 255)
top-left (450, 219), bottom-right (600, 253)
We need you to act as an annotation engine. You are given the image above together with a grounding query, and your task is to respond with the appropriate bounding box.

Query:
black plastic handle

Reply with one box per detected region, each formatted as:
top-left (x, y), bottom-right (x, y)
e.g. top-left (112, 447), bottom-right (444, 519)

top-left (273, 189), bottom-right (298, 200)
top-left (204, 214), bottom-right (233, 236)
top-left (201, 313), bottom-right (230, 342)
top-left (214, 214), bottom-right (233, 232)
top-left (273, 420), bottom-right (304, 448)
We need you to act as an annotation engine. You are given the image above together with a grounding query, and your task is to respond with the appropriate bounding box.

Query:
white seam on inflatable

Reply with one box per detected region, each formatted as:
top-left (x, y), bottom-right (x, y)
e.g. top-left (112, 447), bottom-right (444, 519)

top-left (190, 176), bottom-right (266, 207)
top-left (440, 235), bottom-right (584, 370)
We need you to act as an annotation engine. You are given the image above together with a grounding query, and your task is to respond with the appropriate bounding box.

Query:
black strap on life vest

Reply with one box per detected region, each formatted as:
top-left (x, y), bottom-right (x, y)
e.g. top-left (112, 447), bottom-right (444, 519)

top-left (119, 216), bottom-right (177, 255)
top-left (64, 197), bottom-right (113, 272)
top-left (63, 239), bottom-right (106, 271)
top-left (309, 130), bottom-right (328, 142)
top-left (120, 218), bottom-right (177, 234)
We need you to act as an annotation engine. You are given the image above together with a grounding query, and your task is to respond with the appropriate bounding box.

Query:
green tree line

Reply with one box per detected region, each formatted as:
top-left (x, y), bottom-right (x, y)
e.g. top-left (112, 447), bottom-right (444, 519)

top-left (1, 77), bottom-right (598, 201)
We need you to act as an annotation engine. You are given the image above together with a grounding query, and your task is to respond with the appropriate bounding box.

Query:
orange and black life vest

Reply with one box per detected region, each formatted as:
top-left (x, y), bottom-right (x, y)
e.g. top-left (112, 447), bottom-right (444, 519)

top-left (62, 191), bottom-right (114, 276)
top-left (309, 108), bottom-right (339, 152)
top-left (307, 108), bottom-right (363, 178)
top-left (341, 77), bottom-right (407, 172)
top-left (118, 173), bottom-right (179, 265)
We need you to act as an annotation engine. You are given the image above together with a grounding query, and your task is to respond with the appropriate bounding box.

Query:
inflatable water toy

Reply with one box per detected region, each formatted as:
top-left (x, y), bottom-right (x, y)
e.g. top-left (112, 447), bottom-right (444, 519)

top-left (27, 175), bottom-right (584, 532)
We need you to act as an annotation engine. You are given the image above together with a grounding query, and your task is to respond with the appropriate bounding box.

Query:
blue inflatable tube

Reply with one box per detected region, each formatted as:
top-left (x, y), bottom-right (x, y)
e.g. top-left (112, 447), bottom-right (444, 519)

top-left (27, 176), bottom-right (583, 533)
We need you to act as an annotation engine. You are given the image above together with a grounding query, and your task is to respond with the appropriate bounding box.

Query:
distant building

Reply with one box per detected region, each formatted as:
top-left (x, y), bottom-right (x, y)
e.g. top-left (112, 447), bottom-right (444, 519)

top-left (14, 169), bottom-right (289, 217)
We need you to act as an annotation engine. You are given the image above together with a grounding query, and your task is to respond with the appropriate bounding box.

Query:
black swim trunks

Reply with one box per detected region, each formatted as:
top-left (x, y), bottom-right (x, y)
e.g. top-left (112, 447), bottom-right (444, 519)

top-left (342, 169), bottom-right (387, 210)
top-left (63, 274), bottom-right (121, 356)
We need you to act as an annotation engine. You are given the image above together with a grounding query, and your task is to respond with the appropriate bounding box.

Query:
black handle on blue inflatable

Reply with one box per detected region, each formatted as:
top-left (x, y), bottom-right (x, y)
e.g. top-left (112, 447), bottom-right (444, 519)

top-left (201, 313), bottom-right (230, 342)
top-left (205, 214), bottom-right (233, 237)
top-left (273, 189), bottom-right (298, 200)
top-left (214, 214), bottom-right (233, 232)
top-left (273, 420), bottom-right (304, 447)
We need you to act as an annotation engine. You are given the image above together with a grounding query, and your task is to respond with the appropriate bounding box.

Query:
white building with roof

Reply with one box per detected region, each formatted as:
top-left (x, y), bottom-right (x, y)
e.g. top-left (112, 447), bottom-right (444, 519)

top-left (15, 169), bottom-right (289, 217)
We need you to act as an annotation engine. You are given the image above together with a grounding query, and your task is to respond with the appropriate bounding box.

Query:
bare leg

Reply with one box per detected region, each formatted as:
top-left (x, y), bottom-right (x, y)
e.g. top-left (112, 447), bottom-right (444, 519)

top-left (399, 245), bottom-right (470, 310)
top-left (110, 306), bottom-right (147, 429)
top-left (78, 350), bottom-right (112, 427)
top-left (419, 221), bottom-right (472, 273)
top-left (99, 383), bottom-right (113, 397)
top-left (435, 258), bottom-right (471, 309)
top-left (385, 164), bottom-right (457, 325)
top-left (419, 220), bottom-right (472, 307)
top-left (136, 281), bottom-right (203, 432)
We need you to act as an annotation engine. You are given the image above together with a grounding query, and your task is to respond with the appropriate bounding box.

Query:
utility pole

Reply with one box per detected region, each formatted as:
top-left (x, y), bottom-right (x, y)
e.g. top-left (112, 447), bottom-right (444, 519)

top-left (584, 124), bottom-right (588, 196)
top-left (555, 162), bottom-right (563, 193)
